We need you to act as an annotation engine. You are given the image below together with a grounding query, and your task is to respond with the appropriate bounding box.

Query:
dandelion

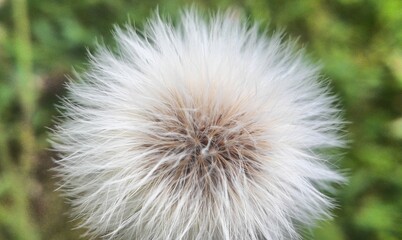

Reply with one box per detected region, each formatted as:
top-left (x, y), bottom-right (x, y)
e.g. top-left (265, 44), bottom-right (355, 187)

top-left (51, 8), bottom-right (345, 240)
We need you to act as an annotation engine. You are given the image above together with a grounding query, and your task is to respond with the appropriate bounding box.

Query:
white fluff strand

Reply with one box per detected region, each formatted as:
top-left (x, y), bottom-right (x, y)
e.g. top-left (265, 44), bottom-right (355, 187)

top-left (51, 9), bottom-right (345, 240)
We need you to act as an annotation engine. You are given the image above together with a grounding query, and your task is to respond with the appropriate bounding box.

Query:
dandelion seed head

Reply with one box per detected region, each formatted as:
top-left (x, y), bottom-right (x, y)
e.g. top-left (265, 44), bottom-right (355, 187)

top-left (51, 8), bottom-right (345, 240)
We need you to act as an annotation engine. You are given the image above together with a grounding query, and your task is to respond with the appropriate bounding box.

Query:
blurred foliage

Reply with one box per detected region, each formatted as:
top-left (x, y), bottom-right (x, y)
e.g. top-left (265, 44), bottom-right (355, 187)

top-left (0, 0), bottom-right (401, 239)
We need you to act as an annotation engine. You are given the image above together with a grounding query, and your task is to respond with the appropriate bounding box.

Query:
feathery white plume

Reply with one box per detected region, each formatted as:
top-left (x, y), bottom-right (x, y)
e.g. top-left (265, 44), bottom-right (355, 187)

top-left (51, 9), bottom-right (345, 240)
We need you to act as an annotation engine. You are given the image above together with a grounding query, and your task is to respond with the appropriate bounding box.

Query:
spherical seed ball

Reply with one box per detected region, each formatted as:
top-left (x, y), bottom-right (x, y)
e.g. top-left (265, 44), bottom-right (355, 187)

top-left (51, 9), bottom-right (345, 240)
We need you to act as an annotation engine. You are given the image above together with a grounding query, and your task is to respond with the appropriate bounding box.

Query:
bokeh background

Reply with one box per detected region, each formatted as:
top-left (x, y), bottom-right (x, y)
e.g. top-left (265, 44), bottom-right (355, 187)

top-left (0, 0), bottom-right (401, 239)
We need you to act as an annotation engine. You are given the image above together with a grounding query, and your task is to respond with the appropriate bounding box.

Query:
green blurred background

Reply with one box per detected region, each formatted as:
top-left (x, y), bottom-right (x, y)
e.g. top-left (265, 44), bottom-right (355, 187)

top-left (0, 0), bottom-right (401, 239)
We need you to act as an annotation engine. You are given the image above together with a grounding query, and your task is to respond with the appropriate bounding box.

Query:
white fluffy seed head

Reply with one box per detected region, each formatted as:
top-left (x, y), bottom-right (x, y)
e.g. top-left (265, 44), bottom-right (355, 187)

top-left (51, 8), bottom-right (345, 240)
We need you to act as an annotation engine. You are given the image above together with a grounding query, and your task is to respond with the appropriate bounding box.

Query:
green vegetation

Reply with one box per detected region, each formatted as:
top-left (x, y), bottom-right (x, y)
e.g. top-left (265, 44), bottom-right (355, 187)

top-left (0, 0), bottom-right (401, 239)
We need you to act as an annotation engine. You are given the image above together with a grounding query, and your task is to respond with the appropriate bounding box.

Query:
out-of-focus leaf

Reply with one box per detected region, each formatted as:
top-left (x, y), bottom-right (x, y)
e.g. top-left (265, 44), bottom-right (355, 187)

top-left (313, 220), bottom-right (345, 240)
top-left (355, 197), bottom-right (397, 231)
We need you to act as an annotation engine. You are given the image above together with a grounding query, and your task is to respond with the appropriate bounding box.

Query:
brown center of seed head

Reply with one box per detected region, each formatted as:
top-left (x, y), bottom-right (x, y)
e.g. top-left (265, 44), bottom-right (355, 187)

top-left (142, 91), bottom-right (266, 196)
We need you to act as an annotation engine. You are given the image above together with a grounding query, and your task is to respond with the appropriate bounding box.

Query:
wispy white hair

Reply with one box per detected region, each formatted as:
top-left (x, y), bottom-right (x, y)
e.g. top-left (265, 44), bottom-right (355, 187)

top-left (51, 8), bottom-right (345, 240)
